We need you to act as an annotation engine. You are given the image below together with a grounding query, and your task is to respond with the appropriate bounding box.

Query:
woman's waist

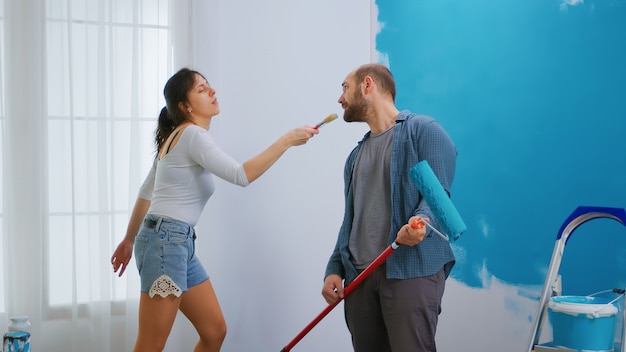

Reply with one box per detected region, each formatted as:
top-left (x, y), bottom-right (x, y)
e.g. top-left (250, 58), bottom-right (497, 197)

top-left (143, 213), bottom-right (196, 230)
top-left (146, 201), bottom-right (202, 226)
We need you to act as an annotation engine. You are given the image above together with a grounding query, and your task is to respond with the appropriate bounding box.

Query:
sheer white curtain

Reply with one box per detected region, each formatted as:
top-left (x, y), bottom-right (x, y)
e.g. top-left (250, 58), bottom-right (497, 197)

top-left (1, 0), bottom-right (197, 350)
top-left (0, 0), bottom-right (5, 322)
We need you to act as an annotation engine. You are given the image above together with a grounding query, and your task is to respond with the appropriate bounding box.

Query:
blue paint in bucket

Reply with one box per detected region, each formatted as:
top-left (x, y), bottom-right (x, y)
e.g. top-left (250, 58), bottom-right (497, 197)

top-left (548, 295), bottom-right (619, 351)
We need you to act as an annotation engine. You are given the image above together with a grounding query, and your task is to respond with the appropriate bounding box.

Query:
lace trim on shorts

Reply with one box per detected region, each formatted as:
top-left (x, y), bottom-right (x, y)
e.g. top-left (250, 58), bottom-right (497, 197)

top-left (149, 274), bottom-right (183, 298)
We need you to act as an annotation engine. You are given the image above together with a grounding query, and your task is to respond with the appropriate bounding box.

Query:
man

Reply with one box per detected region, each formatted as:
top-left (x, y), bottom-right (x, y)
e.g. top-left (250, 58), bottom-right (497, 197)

top-left (321, 63), bottom-right (457, 352)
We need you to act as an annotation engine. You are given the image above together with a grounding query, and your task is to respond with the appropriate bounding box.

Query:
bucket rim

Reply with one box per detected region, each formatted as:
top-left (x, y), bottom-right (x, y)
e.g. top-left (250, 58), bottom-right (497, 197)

top-left (549, 295), bottom-right (618, 317)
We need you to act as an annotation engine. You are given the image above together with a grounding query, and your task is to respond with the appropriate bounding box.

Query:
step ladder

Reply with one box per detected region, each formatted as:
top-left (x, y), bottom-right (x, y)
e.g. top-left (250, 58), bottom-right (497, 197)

top-left (527, 206), bottom-right (626, 352)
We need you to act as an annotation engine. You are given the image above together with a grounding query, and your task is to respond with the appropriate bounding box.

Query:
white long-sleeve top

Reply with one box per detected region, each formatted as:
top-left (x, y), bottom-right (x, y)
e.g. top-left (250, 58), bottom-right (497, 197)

top-left (138, 124), bottom-right (249, 226)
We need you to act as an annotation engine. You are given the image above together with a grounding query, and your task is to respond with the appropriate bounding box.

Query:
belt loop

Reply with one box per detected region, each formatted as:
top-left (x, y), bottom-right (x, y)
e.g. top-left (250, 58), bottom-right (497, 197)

top-left (155, 217), bottom-right (164, 232)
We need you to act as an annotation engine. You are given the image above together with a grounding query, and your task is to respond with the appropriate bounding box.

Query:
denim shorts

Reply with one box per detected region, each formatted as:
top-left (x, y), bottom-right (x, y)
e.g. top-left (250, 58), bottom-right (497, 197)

top-left (134, 214), bottom-right (209, 298)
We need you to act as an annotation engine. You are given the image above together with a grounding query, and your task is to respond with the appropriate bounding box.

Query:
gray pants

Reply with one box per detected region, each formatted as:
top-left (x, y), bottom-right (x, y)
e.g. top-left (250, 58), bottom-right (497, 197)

top-left (344, 265), bottom-right (446, 352)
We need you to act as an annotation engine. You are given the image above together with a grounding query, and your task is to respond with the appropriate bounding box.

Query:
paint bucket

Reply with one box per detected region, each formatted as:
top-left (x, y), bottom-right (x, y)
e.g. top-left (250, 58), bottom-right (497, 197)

top-left (3, 331), bottom-right (30, 352)
top-left (548, 295), bottom-right (619, 351)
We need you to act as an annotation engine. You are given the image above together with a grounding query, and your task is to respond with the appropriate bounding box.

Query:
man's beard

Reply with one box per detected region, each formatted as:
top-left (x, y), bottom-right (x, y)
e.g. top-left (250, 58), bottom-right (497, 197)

top-left (343, 91), bottom-right (369, 123)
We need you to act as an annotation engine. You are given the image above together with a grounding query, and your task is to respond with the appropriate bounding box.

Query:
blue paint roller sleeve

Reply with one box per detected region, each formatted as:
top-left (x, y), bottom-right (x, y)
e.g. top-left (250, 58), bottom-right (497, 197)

top-left (409, 160), bottom-right (467, 241)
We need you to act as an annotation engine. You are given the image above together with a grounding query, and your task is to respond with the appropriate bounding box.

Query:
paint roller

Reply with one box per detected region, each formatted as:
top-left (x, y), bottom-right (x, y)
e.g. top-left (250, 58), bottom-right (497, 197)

top-left (279, 159), bottom-right (466, 352)
top-left (408, 160), bottom-right (466, 240)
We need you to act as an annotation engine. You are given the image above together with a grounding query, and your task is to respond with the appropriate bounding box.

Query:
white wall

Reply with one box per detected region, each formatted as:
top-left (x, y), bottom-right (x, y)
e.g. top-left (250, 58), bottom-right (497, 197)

top-left (165, 1), bottom-right (372, 351)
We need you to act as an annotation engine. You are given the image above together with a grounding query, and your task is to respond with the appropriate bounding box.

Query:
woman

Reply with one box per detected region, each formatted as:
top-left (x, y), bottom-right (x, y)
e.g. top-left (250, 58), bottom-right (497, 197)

top-left (111, 67), bottom-right (319, 352)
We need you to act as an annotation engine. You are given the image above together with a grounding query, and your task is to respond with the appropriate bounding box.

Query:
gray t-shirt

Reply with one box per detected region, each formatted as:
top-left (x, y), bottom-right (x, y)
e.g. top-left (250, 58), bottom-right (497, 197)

top-left (349, 126), bottom-right (394, 269)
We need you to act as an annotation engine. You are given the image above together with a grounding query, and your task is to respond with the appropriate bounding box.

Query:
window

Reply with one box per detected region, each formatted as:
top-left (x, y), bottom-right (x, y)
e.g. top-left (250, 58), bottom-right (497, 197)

top-left (45, 0), bottom-right (171, 312)
top-left (1, 1), bottom-right (196, 347)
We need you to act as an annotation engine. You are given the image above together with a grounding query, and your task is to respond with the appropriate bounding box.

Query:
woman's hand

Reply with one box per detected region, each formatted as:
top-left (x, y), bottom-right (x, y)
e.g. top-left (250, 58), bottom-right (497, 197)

top-left (284, 126), bottom-right (319, 147)
top-left (111, 239), bottom-right (134, 277)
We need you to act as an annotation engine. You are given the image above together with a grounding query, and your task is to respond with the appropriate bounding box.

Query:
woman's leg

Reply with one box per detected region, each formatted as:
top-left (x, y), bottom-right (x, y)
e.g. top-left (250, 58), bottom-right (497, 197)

top-left (134, 292), bottom-right (182, 352)
top-left (179, 279), bottom-right (227, 352)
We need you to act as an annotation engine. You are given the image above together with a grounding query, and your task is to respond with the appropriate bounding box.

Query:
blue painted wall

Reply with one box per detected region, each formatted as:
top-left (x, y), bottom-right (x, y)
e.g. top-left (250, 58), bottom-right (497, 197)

top-left (376, 0), bottom-right (626, 295)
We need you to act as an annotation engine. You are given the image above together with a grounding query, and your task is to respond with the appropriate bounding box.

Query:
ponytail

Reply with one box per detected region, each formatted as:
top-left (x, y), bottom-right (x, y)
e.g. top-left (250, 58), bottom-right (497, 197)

top-left (155, 107), bottom-right (176, 153)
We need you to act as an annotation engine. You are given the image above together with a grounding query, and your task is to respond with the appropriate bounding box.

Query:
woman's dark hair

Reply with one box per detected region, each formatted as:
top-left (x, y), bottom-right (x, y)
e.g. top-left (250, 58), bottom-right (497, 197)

top-left (155, 68), bottom-right (205, 153)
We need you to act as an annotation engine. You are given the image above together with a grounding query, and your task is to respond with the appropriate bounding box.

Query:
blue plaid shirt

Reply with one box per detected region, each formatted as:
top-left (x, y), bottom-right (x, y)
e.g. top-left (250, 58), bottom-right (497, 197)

top-left (325, 110), bottom-right (457, 285)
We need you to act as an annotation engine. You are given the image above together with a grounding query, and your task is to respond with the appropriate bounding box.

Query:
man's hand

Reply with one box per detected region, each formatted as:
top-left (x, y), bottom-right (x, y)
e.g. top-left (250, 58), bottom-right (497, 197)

top-left (396, 216), bottom-right (429, 246)
top-left (321, 274), bottom-right (344, 304)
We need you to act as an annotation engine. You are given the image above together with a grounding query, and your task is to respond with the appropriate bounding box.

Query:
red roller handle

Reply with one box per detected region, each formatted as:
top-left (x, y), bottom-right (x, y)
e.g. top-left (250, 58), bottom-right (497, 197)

top-left (280, 242), bottom-right (399, 352)
top-left (280, 217), bottom-right (427, 351)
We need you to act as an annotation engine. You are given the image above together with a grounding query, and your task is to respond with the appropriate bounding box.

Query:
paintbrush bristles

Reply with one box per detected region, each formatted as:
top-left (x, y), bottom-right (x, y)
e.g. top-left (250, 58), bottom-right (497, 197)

top-left (323, 113), bottom-right (338, 124)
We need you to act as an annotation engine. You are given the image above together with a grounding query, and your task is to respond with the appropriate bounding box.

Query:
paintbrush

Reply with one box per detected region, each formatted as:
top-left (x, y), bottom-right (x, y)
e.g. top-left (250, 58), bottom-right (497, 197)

top-left (314, 113), bottom-right (338, 129)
